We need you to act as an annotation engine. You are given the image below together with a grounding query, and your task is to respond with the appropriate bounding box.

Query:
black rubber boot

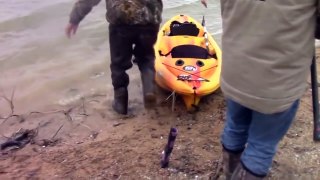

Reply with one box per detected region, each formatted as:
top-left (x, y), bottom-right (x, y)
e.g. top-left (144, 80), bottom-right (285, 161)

top-left (231, 163), bottom-right (265, 180)
top-left (112, 87), bottom-right (128, 115)
top-left (223, 147), bottom-right (243, 180)
top-left (141, 69), bottom-right (156, 109)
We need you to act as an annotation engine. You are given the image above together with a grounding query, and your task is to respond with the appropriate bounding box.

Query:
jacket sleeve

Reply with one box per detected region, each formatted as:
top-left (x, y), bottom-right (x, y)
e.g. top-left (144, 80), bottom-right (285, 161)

top-left (69, 0), bottom-right (101, 25)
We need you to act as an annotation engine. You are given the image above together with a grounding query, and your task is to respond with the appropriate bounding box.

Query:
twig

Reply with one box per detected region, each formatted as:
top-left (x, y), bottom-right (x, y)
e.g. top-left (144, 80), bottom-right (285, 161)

top-left (165, 91), bottom-right (176, 101)
top-left (79, 123), bottom-right (92, 131)
top-left (30, 110), bottom-right (67, 115)
top-left (82, 97), bottom-right (86, 114)
top-left (209, 157), bottom-right (224, 180)
top-left (0, 133), bottom-right (9, 139)
top-left (0, 96), bottom-right (13, 114)
top-left (1, 115), bottom-right (22, 125)
top-left (10, 89), bottom-right (15, 112)
top-left (90, 94), bottom-right (106, 98)
top-left (80, 97), bottom-right (88, 116)
top-left (87, 99), bottom-right (100, 103)
top-left (63, 109), bottom-right (74, 122)
top-left (0, 89), bottom-right (15, 114)
top-left (116, 175), bottom-right (122, 180)
top-left (0, 90), bottom-right (103, 141)
top-left (29, 106), bottom-right (76, 122)
top-left (52, 124), bottom-right (64, 139)
top-left (0, 89), bottom-right (17, 123)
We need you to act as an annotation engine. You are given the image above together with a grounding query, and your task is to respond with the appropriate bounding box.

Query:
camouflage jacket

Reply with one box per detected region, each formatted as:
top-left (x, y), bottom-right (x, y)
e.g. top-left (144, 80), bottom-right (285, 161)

top-left (69, 0), bottom-right (163, 25)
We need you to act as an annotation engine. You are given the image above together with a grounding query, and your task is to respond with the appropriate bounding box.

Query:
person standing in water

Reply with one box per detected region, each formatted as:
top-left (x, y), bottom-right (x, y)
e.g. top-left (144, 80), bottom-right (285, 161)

top-left (202, 0), bottom-right (318, 179)
top-left (65, 0), bottom-right (163, 115)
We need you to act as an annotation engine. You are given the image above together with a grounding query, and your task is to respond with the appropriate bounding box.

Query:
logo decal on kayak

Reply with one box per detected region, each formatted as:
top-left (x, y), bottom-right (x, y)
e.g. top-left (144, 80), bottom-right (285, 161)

top-left (183, 66), bottom-right (197, 71)
top-left (177, 75), bottom-right (207, 81)
top-left (177, 74), bottom-right (191, 81)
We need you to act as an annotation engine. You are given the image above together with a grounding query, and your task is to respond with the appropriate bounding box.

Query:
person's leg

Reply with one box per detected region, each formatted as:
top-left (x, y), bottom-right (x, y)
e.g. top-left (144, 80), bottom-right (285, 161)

top-left (221, 99), bottom-right (252, 179)
top-left (222, 99), bottom-right (252, 151)
top-left (109, 24), bottom-right (135, 114)
top-left (133, 24), bottom-right (159, 108)
top-left (234, 100), bottom-right (300, 178)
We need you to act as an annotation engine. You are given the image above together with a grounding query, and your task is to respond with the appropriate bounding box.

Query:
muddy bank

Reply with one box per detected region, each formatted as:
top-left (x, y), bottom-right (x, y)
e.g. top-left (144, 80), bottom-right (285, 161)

top-left (1, 56), bottom-right (320, 180)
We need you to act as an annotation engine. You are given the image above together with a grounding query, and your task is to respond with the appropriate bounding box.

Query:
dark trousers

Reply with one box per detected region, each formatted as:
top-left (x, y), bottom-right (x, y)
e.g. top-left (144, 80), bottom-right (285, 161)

top-left (108, 24), bottom-right (159, 90)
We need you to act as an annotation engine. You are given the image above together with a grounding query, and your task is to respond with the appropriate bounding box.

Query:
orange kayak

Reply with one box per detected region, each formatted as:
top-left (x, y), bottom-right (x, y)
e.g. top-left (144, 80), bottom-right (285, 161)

top-left (154, 14), bottom-right (222, 111)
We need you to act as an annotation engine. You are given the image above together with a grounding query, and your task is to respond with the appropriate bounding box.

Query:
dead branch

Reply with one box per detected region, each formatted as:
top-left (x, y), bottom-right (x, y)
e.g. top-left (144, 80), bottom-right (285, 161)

top-left (30, 110), bottom-right (67, 115)
top-left (82, 97), bottom-right (86, 114)
top-left (79, 122), bottom-right (92, 131)
top-left (63, 108), bottom-right (74, 122)
top-left (0, 92), bottom-right (90, 127)
top-left (0, 114), bottom-right (24, 126)
top-left (0, 90), bottom-right (107, 150)
top-left (208, 157), bottom-right (224, 180)
top-left (0, 90), bottom-right (103, 144)
top-left (28, 106), bottom-right (76, 121)
top-left (87, 99), bottom-right (100, 103)
top-left (0, 89), bottom-right (19, 124)
top-left (0, 133), bottom-right (9, 139)
top-left (52, 124), bottom-right (64, 139)
top-left (90, 93), bottom-right (106, 98)
top-left (0, 89), bottom-right (14, 113)
top-left (80, 97), bottom-right (89, 116)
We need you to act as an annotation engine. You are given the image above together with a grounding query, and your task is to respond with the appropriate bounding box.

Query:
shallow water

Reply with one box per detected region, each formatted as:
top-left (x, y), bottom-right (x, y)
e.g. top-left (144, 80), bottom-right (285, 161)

top-left (0, 0), bottom-right (222, 113)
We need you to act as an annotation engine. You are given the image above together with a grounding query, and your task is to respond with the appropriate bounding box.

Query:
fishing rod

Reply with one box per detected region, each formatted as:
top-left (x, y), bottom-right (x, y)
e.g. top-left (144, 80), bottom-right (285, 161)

top-left (310, 55), bottom-right (320, 141)
top-left (161, 2), bottom-right (211, 167)
top-left (202, 15), bottom-right (210, 53)
top-left (160, 14), bottom-right (211, 169)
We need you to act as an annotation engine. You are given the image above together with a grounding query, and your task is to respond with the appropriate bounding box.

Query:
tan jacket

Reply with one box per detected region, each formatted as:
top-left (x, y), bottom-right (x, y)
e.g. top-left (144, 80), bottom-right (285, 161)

top-left (220, 0), bottom-right (318, 113)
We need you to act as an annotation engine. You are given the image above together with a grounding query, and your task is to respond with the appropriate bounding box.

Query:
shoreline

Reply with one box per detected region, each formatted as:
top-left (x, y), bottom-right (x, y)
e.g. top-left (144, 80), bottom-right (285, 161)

top-left (1, 47), bottom-right (320, 179)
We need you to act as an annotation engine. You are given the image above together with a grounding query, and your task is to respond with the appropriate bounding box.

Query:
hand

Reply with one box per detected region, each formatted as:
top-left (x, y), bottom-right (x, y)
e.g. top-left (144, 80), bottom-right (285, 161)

top-left (201, 0), bottom-right (207, 8)
top-left (65, 23), bottom-right (79, 38)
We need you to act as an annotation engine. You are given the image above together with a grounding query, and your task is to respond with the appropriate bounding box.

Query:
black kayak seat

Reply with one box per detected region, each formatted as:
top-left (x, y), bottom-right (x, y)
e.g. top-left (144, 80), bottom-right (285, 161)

top-left (169, 21), bottom-right (200, 36)
top-left (171, 45), bottom-right (209, 59)
top-left (159, 44), bottom-right (217, 60)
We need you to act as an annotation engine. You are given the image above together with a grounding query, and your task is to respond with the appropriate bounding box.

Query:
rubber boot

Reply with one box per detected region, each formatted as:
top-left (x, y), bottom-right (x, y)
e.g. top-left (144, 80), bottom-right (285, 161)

top-left (231, 163), bottom-right (265, 180)
top-left (141, 69), bottom-right (156, 109)
top-left (112, 87), bottom-right (128, 115)
top-left (223, 148), bottom-right (243, 180)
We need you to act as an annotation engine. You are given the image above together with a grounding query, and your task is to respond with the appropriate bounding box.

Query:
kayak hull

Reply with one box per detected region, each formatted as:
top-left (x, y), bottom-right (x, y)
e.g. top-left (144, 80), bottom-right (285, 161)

top-left (154, 14), bottom-right (222, 111)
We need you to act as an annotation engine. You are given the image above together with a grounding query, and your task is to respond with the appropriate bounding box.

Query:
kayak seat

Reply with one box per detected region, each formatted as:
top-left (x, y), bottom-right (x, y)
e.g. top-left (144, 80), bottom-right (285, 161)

top-left (158, 36), bottom-right (216, 59)
top-left (169, 21), bottom-right (200, 36)
top-left (171, 45), bottom-right (209, 59)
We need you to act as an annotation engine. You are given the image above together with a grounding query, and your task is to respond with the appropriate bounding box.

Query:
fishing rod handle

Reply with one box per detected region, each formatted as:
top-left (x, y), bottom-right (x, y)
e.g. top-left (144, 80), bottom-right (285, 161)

top-left (160, 128), bottom-right (178, 168)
